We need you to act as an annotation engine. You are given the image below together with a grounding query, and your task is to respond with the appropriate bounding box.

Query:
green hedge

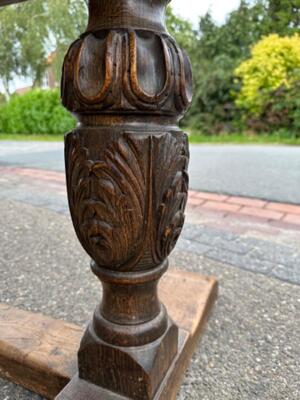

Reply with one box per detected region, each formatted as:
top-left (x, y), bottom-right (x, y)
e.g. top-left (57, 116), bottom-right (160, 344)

top-left (0, 89), bottom-right (76, 135)
top-left (244, 80), bottom-right (300, 138)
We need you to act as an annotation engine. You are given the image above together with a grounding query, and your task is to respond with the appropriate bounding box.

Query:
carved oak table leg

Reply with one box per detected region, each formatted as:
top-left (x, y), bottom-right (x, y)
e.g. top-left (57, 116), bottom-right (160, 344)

top-left (57, 0), bottom-right (200, 399)
top-left (0, 0), bottom-right (217, 399)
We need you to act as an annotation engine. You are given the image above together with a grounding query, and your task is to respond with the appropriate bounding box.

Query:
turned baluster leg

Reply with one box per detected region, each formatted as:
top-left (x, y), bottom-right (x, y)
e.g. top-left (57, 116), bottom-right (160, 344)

top-left (59, 0), bottom-right (192, 398)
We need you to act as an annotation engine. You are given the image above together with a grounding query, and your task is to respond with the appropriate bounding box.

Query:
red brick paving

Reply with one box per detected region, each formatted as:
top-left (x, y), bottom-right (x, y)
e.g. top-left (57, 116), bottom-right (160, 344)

top-left (0, 166), bottom-right (300, 229)
top-left (191, 191), bottom-right (229, 202)
top-left (16, 168), bottom-right (66, 183)
top-left (283, 213), bottom-right (300, 225)
top-left (188, 197), bottom-right (205, 206)
top-left (266, 202), bottom-right (300, 215)
top-left (202, 200), bottom-right (241, 213)
top-left (188, 190), bottom-right (300, 228)
top-left (0, 167), bottom-right (66, 184)
top-left (239, 206), bottom-right (283, 220)
top-left (227, 196), bottom-right (267, 208)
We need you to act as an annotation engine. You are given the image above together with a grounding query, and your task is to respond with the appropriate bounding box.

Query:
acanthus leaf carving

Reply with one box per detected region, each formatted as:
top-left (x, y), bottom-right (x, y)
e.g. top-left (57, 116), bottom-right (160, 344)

top-left (66, 131), bottom-right (189, 271)
top-left (66, 132), bottom-right (147, 270)
top-left (152, 133), bottom-right (189, 262)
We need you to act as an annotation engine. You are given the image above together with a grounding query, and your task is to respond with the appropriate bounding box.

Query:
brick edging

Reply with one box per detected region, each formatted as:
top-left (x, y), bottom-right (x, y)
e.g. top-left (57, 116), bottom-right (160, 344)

top-left (1, 166), bottom-right (299, 228)
top-left (188, 190), bottom-right (300, 228)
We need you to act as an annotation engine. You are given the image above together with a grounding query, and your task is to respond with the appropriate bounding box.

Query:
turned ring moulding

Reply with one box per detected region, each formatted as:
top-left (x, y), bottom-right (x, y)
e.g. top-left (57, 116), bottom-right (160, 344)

top-left (86, 0), bottom-right (172, 33)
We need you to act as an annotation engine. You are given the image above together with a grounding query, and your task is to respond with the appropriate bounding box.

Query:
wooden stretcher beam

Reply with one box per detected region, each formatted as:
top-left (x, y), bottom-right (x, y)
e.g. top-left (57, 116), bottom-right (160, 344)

top-left (0, 270), bottom-right (217, 399)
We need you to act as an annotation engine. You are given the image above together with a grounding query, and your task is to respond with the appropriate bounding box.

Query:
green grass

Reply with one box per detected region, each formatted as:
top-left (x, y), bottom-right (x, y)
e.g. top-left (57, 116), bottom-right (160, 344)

top-left (0, 133), bottom-right (64, 141)
top-left (188, 132), bottom-right (300, 145)
top-left (0, 132), bottom-right (300, 145)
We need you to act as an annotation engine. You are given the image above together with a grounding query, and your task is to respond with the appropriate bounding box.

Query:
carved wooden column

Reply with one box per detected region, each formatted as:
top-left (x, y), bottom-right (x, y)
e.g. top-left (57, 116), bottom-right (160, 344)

top-left (60, 0), bottom-right (192, 398)
top-left (0, 1), bottom-right (218, 399)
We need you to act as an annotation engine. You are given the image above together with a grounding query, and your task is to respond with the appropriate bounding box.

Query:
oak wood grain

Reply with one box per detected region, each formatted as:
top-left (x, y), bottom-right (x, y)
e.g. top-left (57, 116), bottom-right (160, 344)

top-left (0, 270), bottom-right (217, 399)
top-left (0, 0), bottom-right (218, 399)
top-left (0, 304), bottom-right (80, 399)
top-left (61, 0), bottom-right (194, 397)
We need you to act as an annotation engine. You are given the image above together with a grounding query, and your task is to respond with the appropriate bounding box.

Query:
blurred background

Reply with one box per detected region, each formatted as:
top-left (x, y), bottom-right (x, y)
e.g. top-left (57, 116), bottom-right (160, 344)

top-left (0, 0), bottom-right (300, 145)
top-left (0, 2), bottom-right (300, 399)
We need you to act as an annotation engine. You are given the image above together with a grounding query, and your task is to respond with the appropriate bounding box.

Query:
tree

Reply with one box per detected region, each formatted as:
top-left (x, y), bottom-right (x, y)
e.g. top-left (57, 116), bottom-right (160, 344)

top-left (235, 34), bottom-right (300, 113)
top-left (0, 0), bottom-right (87, 94)
top-left (185, 0), bottom-right (300, 134)
top-left (166, 6), bottom-right (196, 57)
top-left (0, 6), bottom-right (21, 96)
top-left (0, 1), bottom-right (49, 91)
top-left (15, 1), bottom-right (49, 87)
top-left (47, 0), bottom-right (88, 83)
top-left (0, 2), bottom-right (194, 96)
top-left (187, 1), bottom-right (268, 133)
top-left (267, 0), bottom-right (300, 35)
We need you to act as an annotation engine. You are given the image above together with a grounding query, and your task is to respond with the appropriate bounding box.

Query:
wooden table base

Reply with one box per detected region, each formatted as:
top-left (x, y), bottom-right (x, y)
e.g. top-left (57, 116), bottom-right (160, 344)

top-left (0, 270), bottom-right (217, 400)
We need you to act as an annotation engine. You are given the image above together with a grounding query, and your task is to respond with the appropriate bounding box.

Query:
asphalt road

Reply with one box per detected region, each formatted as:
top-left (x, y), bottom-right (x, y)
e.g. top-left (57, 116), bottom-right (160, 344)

top-left (0, 144), bottom-right (299, 399)
top-left (189, 145), bottom-right (300, 204)
top-left (1, 200), bottom-right (299, 399)
top-left (0, 141), bottom-right (299, 204)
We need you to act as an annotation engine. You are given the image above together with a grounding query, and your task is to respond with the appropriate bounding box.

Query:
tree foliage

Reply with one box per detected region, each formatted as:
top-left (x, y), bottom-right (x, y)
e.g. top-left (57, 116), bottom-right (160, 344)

top-left (245, 80), bottom-right (300, 137)
top-left (187, 1), bottom-right (267, 133)
top-left (235, 34), bottom-right (300, 113)
top-left (0, 0), bottom-right (87, 95)
top-left (187, 0), bottom-right (300, 134)
top-left (266, 0), bottom-right (300, 34)
top-left (0, 2), bottom-right (194, 94)
top-left (1, 0), bottom-right (300, 136)
top-left (166, 6), bottom-right (196, 56)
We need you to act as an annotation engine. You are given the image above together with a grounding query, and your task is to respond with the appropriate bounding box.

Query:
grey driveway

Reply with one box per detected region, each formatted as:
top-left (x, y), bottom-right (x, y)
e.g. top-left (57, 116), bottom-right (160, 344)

top-left (0, 142), bottom-right (300, 399)
top-left (0, 141), bottom-right (299, 204)
top-left (189, 145), bottom-right (300, 204)
top-left (0, 141), bottom-right (64, 171)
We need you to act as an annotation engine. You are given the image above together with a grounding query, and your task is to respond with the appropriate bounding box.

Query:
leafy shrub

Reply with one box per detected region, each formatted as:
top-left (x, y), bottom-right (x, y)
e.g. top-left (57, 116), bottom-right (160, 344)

top-left (0, 89), bottom-right (76, 134)
top-left (235, 34), bottom-right (300, 114)
top-left (186, 1), bottom-right (268, 135)
top-left (246, 79), bottom-right (300, 137)
top-left (187, 54), bottom-right (242, 135)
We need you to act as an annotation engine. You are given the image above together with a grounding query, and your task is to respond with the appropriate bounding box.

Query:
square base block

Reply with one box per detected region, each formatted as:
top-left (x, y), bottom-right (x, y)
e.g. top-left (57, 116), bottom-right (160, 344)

top-left (0, 270), bottom-right (218, 400)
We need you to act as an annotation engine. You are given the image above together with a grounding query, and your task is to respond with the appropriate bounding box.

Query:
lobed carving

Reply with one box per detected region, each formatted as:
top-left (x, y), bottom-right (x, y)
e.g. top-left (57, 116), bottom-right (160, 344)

top-left (66, 131), bottom-right (189, 271)
top-left (62, 29), bottom-right (192, 116)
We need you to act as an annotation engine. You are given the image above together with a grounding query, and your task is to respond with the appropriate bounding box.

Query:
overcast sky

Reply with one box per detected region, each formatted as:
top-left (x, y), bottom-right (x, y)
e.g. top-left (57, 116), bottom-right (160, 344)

top-left (172, 0), bottom-right (241, 25)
